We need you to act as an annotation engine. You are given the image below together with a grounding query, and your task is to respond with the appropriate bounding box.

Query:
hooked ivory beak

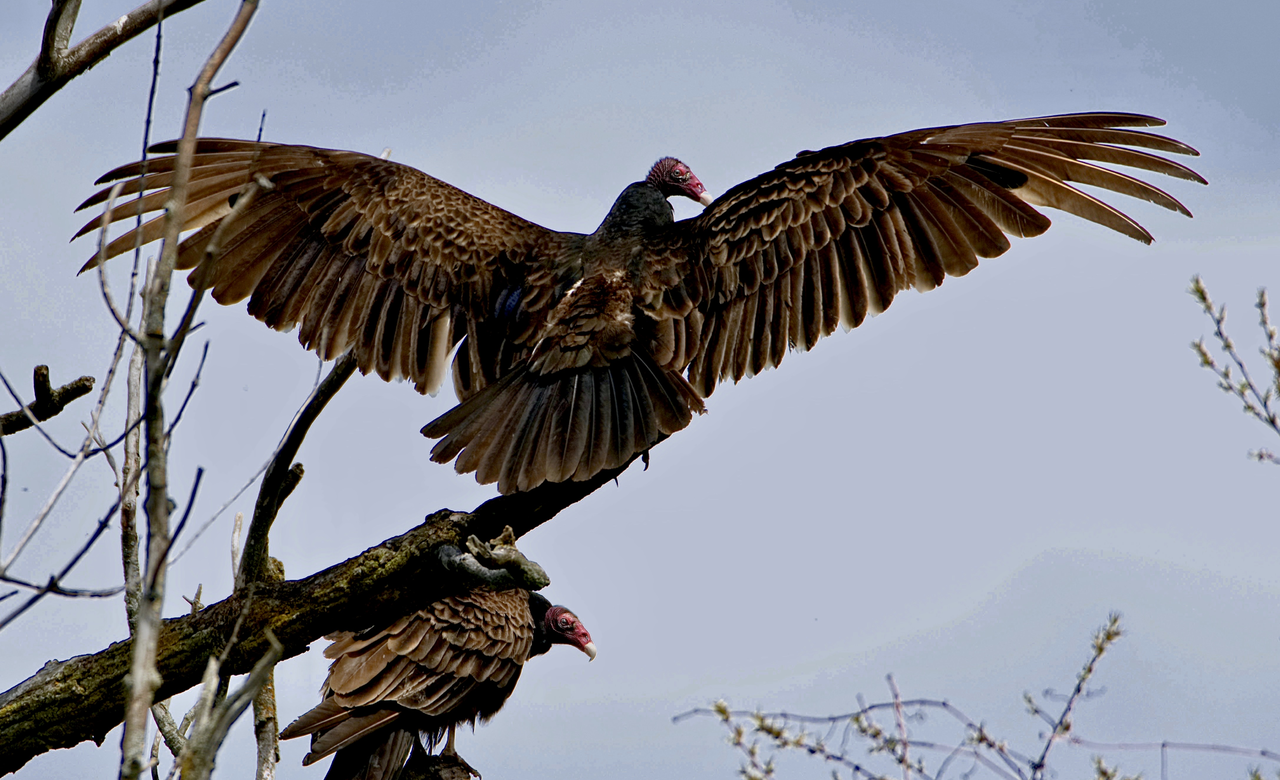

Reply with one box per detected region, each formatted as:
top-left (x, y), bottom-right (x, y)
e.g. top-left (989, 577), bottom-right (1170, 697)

top-left (581, 641), bottom-right (598, 661)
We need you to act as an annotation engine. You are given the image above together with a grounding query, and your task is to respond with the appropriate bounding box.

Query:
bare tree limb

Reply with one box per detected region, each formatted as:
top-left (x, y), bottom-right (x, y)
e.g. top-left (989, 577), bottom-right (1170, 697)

top-left (179, 630), bottom-right (283, 780)
top-left (0, 461), bottom-right (637, 775)
top-left (250, 560), bottom-right (285, 780)
top-left (37, 0), bottom-right (84, 78)
top-left (0, 497), bottom-right (129, 631)
top-left (122, 3), bottom-right (258, 776)
top-left (150, 701), bottom-right (187, 759)
top-left (0, 365), bottom-right (95, 437)
top-left (237, 351), bottom-right (357, 589)
top-left (0, 0), bottom-right (211, 141)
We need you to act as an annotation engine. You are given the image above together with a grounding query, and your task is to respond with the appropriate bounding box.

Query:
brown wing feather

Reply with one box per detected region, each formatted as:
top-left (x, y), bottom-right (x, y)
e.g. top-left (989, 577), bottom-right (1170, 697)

top-left (280, 590), bottom-right (538, 770)
top-left (638, 112), bottom-right (1202, 396)
top-left (324, 590), bottom-right (535, 709)
top-left (76, 140), bottom-right (580, 395)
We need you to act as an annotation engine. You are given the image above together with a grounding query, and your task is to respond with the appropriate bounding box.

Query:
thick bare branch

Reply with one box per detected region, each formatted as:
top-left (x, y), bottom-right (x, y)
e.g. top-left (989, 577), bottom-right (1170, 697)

top-left (37, 0), bottom-right (84, 78)
top-left (0, 0), bottom-right (210, 141)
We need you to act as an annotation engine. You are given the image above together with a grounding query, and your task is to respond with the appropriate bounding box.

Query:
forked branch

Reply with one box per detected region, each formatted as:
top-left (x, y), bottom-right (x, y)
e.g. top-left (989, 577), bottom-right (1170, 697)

top-left (0, 365), bottom-right (95, 437)
top-left (0, 0), bottom-right (213, 141)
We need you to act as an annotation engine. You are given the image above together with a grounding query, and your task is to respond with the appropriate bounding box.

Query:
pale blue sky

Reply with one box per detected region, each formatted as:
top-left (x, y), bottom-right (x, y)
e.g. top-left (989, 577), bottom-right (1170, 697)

top-left (1, 1), bottom-right (1277, 778)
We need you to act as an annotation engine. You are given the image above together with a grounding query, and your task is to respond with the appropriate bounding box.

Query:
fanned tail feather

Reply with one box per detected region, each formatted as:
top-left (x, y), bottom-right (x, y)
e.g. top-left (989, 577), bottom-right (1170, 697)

top-left (422, 354), bottom-right (705, 493)
top-left (320, 727), bottom-right (416, 780)
top-left (281, 700), bottom-right (415, 780)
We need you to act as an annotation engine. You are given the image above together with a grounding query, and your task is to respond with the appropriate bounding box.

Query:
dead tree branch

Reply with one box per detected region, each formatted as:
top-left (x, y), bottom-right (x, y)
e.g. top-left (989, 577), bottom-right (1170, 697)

top-left (236, 350), bottom-right (357, 589)
top-left (0, 365), bottom-right (95, 437)
top-left (0, 0), bottom-right (212, 141)
top-left (177, 630), bottom-right (283, 780)
top-left (121, 3), bottom-right (258, 777)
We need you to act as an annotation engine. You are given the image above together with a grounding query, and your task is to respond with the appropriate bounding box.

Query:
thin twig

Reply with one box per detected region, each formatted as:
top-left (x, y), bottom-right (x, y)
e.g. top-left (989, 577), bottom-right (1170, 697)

top-left (0, 496), bottom-right (127, 631)
top-left (94, 182), bottom-right (144, 343)
top-left (0, 436), bottom-right (7, 544)
top-left (170, 355), bottom-right (337, 565)
top-left (122, 341), bottom-right (144, 633)
top-left (229, 512), bottom-right (244, 583)
top-left (146, 467), bottom-right (204, 591)
top-left (1029, 614), bottom-right (1122, 779)
top-left (1190, 277), bottom-right (1280, 455)
top-left (1068, 737), bottom-right (1280, 764)
top-left (162, 343), bottom-right (209, 445)
top-left (165, 175), bottom-right (271, 381)
top-left (889, 674), bottom-right (912, 780)
top-left (151, 700), bottom-right (187, 758)
top-left (0, 573), bottom-right (120, 598)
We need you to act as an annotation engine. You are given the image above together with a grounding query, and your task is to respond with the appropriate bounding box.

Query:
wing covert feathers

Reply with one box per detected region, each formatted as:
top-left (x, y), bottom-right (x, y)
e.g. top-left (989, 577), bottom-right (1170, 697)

top-left (75, 139), bottom-right (569, 396)
top-left (279, 590), bottom-right (537, 778)
top-left (675, 112), bottom-right (1202, 395)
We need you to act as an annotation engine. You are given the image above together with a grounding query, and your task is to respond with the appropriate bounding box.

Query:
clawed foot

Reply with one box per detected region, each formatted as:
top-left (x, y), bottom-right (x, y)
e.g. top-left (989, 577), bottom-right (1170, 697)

top-left (434, 749), bottom-right (481, 779)
top-left (437, 524), bottom-right (550, 591)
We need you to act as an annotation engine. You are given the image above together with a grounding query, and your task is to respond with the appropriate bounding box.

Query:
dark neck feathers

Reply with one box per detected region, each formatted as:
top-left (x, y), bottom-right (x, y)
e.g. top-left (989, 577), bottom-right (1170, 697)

top-left (594, 182), bottom-right (674, 239)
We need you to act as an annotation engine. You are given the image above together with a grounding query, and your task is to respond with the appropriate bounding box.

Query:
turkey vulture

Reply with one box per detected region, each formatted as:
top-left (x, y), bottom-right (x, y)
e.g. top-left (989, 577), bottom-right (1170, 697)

top-left (75, 112), bottom-right (1203, 493)
top-left (279, 589), bottom-right (595, 780)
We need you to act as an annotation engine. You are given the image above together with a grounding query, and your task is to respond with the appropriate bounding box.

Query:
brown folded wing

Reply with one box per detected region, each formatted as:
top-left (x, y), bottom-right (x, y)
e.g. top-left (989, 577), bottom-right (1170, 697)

top-left (280, 589), bottom-right (535, 766)
top-left (75, 140), bottom-right (580, 395)
top-left (636, 113), bottom-right (1203, 396)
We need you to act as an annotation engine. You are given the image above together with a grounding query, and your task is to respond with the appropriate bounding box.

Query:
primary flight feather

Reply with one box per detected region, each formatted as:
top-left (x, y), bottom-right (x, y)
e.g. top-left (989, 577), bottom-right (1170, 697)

top-left (76, 112), bottom-right (1204, 493)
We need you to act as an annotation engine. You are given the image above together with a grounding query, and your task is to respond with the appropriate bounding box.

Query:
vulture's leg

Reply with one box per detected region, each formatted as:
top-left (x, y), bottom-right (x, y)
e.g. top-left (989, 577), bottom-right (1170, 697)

top-left (437, 725), bottom-right (481, 778)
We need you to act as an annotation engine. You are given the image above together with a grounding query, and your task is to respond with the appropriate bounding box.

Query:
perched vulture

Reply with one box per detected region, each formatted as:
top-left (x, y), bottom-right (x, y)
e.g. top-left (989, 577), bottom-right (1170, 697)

top-left (279, 589), bottom-right (595, 780)
top-left (76, 112), bottom-right (1203, 493)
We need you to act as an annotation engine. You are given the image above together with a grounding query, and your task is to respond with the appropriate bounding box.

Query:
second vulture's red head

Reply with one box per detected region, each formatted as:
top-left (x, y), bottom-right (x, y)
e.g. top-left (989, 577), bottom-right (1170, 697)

top-left (647, 157), bottom-right (714, 206)
top-left (544, 606), bottom-right (597, 660)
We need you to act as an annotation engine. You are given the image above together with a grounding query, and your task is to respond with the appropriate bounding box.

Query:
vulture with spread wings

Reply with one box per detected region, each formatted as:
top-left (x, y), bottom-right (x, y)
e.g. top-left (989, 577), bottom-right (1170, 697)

top-left (77, 112), bottom-right (1203, 493)
top-left (279, 589), bottom-right (595, 780)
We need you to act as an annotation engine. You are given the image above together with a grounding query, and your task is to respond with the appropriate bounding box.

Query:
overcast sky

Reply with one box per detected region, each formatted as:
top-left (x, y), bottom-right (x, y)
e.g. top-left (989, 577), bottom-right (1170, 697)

top-left (1, 1), bottom-right (1277, 778)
